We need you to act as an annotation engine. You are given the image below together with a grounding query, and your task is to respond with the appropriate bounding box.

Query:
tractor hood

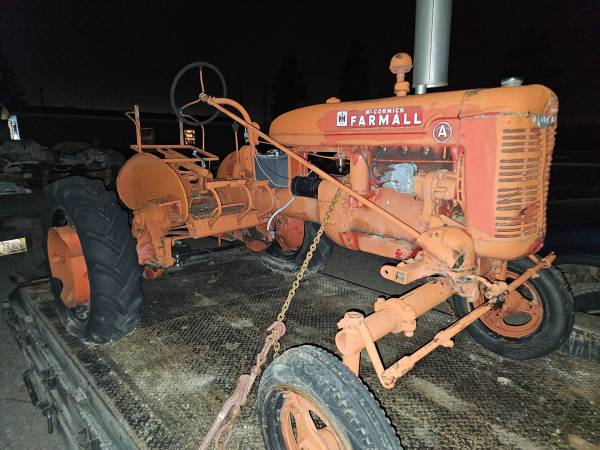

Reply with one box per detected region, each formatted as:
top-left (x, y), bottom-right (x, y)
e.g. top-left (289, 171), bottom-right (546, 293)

top-left (269, 85), bottom-right (556, 147)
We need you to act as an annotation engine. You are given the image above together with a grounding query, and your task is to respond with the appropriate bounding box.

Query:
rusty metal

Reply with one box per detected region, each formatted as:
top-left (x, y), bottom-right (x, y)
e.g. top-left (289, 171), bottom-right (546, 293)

top-left (474, 270), bottom-right (544, 338)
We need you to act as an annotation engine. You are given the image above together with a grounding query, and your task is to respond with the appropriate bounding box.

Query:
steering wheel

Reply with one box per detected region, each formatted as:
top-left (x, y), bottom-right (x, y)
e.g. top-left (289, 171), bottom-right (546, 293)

top-left (169, 61), bottom-right (227, 127)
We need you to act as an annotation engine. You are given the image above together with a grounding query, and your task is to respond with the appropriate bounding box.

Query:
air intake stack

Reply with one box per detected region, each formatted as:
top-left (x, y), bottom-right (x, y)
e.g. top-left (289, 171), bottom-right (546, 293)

top-left (412, 0), bottom-right (453, 95)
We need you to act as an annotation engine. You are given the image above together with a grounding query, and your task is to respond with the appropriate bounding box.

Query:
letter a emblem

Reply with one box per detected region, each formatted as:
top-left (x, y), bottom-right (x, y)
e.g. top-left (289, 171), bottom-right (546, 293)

top-left (433, 121), bottom-right (453, 143)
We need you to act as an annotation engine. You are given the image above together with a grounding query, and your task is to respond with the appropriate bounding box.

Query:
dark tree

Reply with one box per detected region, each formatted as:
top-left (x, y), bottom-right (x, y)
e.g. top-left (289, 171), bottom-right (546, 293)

top-left (270, 54), bottom-right (309, 121)
top-left (337, 40), bottom-right (371, 101)
top-left (0, 45), bottom-right (27, 106)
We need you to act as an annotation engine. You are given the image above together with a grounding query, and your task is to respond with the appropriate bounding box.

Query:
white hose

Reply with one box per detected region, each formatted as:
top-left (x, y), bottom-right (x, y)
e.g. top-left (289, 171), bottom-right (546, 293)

top-left (267, 195), bottom-right (297, 233)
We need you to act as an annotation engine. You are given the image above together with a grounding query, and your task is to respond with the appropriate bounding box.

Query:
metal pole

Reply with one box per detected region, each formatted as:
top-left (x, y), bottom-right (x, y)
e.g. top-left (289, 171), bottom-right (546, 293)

top-left (412, 0), bottom-right (453, 94)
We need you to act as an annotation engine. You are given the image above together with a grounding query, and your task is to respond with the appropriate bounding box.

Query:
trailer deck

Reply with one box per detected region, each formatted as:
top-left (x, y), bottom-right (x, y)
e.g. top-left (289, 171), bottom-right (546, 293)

top-left (4, 247), bottom-right (600, 449)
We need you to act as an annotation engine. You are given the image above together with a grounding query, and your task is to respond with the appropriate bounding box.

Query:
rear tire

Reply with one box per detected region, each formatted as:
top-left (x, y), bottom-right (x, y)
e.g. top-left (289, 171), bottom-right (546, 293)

top-left (42, 176), bottom-right (143, 343)
top-left (257, 222), bottom-right (334, 274)
top-left (452, 257), bottom-right (575, 360)
top-left (258, 345), bottom-right (401, 450)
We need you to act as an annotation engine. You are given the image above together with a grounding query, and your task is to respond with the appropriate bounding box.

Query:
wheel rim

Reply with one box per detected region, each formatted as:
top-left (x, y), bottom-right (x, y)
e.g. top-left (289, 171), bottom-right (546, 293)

top-left (47, 225), bottom-right (90, 308)
top-left (280, 391), bottom-right (346, 450)
top-left (474, 270), bottom-right (544, 338)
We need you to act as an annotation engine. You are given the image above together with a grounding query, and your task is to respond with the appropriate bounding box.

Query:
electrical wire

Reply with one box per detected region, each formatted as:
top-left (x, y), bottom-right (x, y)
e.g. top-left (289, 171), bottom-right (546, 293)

top-left (267, 195), bottom-right (297, 233)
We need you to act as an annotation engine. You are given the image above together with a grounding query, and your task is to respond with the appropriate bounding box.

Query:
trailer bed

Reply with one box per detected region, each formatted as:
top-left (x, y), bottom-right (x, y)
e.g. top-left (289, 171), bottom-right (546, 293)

top-left (4, 248), bottom-right (600, 449)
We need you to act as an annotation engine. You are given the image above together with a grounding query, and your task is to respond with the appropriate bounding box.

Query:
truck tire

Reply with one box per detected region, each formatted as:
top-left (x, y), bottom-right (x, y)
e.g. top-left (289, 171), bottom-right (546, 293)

top-left (452, 257), bottom-right (575, 360)
top-left (257, 222), bottom-right (333, 274)
top-left (42, 176), bottom-right (143, 343)
top-left (258, 345), bottom-right (401, 450)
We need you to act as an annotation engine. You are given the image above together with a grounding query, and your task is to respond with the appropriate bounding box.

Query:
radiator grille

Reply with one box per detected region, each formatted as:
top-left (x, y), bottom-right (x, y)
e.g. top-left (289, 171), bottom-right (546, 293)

top-left (494, 126), bottom-right (554, 239)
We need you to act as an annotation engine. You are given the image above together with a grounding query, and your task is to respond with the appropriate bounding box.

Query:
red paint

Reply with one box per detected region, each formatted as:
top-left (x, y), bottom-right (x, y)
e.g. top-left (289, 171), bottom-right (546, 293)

top-left (449, 145), bottom-right (462, 161)
top-left (529, 239), bottom-right (544, 254)
top-left (394, 248), bottom-right (407, 260)
top-left (461, 117), bottom-right (497, 236)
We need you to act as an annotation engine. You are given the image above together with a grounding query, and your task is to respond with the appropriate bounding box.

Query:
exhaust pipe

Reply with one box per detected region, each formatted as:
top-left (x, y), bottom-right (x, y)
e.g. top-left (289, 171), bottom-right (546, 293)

top-left (413, 0), bottom-right (453, 94)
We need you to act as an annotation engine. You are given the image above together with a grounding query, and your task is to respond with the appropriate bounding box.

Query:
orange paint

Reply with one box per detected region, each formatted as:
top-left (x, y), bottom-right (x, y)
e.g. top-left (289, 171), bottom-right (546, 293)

top-left (47, 226), bottom-right (90, 308)
top-left (116, 57), bottom-right (559, 394)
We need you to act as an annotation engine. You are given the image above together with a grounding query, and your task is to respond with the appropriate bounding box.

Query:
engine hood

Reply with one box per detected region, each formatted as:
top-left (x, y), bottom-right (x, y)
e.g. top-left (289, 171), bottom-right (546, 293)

top-left (269, 85), bottom-right (556, 147)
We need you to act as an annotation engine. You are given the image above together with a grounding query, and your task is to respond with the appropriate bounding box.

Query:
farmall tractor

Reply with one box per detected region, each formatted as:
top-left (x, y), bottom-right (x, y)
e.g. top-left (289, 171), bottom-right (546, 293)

top-left (43, 0), bottom-right (573, 448)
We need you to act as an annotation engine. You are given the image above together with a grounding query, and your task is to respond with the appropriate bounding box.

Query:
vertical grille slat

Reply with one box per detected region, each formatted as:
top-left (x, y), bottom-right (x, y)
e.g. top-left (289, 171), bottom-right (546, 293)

top-left (494, 125), bottom-right (555, 239)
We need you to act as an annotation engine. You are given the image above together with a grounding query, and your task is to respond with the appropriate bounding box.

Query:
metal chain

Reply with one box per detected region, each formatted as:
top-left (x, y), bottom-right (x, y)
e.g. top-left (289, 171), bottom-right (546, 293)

top-left (198, 188), bottom-right (342, 450)
top-left (272, 188), bottom-right (342, 356)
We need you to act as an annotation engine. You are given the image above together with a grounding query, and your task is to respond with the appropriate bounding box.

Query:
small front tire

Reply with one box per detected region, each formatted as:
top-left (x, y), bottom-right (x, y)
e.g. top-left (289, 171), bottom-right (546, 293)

top-left (452, 257), bottom-right (575, 360)
top-left (258, 345), bottom-right (401, 450)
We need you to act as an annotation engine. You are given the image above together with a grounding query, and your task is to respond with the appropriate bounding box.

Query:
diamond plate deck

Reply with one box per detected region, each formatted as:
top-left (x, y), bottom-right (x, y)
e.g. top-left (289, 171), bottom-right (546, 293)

top-left (12, 250), bottom-right (600, 449)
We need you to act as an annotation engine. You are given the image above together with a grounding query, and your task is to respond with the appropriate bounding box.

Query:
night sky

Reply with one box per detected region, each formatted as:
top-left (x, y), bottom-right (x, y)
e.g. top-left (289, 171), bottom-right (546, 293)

top-left (1, 0), bottom-right (598, 129)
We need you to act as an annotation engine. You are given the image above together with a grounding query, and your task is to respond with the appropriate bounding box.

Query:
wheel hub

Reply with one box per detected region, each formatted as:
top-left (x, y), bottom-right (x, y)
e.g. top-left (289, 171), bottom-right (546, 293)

top-left (47, 226), bottom-right (90, 308)
top-left (477, 271), bottom-right (544, 338)
top-left (280, 392), bottom-right (345, 450)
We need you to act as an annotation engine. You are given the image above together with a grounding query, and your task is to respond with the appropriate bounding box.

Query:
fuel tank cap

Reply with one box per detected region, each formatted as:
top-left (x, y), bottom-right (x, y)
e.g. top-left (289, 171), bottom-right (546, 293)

top-left (501, 77), bottom-right (524, 87)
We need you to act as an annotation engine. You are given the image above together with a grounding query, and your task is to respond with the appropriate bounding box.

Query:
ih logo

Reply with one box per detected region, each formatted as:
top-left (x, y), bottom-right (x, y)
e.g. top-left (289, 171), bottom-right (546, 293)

top-left (336, 111), bottom-right (348, 127)
top-left (432, 121), bottom-right (452, 143)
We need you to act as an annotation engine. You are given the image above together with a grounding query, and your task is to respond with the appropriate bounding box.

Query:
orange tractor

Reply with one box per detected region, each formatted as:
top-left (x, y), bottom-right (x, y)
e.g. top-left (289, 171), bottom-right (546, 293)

top-left (43, 0), bottom-right (573, 448)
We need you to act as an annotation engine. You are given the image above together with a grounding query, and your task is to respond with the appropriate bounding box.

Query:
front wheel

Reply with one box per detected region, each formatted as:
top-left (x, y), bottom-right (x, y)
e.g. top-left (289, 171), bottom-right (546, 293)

top-left (257, 345), bottom-right (401, 450)
top-left (452, 257), bottom-right (575, 360)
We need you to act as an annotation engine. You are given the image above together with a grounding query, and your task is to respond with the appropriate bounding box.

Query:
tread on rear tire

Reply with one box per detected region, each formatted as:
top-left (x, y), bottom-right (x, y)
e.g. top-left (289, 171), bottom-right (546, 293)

top-left (42, 176), bottom-right (143, 343)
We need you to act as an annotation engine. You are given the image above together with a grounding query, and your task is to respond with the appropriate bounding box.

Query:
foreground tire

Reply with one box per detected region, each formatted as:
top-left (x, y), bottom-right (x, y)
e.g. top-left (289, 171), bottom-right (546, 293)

top-left (258, 222), bottom-right (334, 274)
top-left (42, 176), bottom-right (143, 343)
top-left (452, 257), bottom-right (575, 360)
top-left (258, 345), bottom-right (401, 450)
